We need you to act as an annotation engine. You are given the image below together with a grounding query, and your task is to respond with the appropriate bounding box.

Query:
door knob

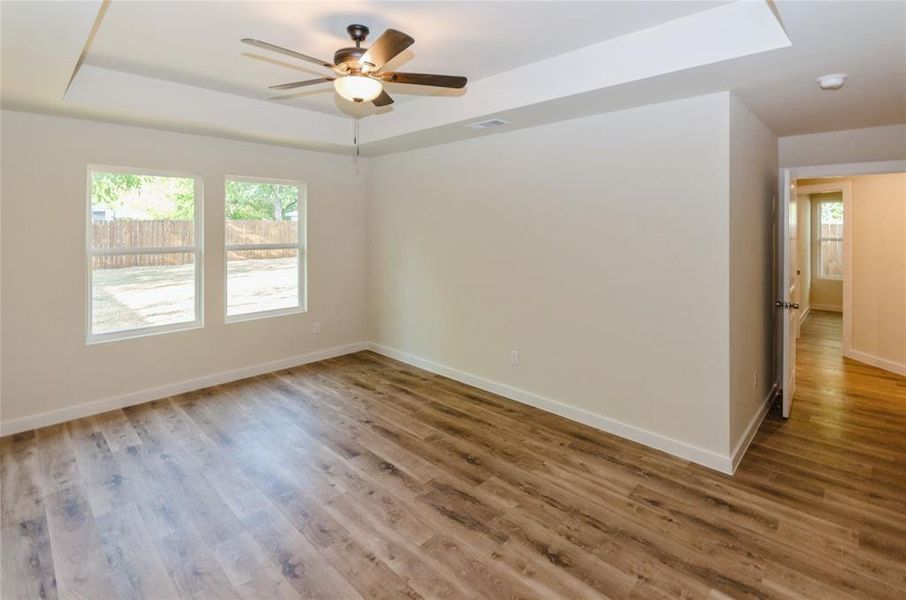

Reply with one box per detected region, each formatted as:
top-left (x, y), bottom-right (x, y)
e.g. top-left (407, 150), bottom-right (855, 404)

top-left (775, 301), bottom-right (801, 309)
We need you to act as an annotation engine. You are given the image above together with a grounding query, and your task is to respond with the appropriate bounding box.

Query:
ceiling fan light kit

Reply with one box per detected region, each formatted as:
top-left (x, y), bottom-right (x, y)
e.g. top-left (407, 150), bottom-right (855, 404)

top-left (334, 75), bottom-right (383, 103)
top-left (243, 23), bottom-right (467, 108)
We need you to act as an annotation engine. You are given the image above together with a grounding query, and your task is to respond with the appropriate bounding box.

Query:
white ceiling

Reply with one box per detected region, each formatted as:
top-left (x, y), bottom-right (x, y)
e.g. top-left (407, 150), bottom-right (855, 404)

top-left (84, 1), bottom-right (726, 116)
top-left (1, 1), bottom-right (904, 155)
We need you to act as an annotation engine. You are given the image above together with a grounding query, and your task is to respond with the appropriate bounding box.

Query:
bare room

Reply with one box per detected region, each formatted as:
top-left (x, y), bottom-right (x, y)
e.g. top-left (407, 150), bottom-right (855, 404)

top-left (1, 1), bottom-right (905, 598)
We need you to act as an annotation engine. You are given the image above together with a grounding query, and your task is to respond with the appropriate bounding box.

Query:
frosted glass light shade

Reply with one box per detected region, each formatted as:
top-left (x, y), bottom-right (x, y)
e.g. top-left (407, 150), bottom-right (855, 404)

top-left (333, 76), bottom-right (383, 102)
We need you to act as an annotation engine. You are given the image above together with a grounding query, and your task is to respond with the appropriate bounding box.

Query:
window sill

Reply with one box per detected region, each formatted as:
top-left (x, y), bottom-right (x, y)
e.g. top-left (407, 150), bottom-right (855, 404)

top-left (86, 320), bottom-right (203, 345)
top-left (225, 306), bottom-right (307, 324)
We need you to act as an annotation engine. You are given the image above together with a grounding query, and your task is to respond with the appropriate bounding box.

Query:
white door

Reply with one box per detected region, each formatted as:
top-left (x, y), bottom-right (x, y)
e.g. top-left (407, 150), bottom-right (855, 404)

top-left (778, 169), bottom-right (800, 418)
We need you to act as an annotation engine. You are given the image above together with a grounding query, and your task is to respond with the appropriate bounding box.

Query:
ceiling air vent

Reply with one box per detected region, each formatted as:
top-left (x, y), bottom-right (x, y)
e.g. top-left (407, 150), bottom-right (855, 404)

top-left (465, 118), bottom-right (510, 130)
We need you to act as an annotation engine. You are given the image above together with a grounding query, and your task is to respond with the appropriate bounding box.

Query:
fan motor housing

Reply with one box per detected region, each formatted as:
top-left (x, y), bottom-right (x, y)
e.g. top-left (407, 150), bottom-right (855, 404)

top-left (334, 47), bottom-right (369, 72)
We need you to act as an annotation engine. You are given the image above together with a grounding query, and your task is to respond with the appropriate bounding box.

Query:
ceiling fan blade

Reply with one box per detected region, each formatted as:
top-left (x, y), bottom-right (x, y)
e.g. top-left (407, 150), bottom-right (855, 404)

top-left (372, 89), bottom-right (394, 107)
top-left (268, 77), bottom-right (334, 90)
top-left (377, 72), bottom-right (467, 89)
top-left (241, 38), bottom-right (334, 69)
top-left (361, 29), bottom-right (414, 70)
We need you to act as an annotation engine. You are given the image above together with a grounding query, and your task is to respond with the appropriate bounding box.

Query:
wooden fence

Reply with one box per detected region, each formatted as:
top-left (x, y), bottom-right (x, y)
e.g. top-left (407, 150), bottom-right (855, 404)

top-left (91, 220), bottom-right (298, 268)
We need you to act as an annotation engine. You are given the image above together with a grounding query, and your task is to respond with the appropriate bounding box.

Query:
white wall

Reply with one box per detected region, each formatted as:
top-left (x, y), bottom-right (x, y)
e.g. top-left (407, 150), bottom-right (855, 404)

top-left (848, 173), bottom-right (906, 373)
top-left (368, 93), bottom-right (735, 460)
top-left (0, 111), bottom-right (368, 426)
top-left (728, 96), bottom-right (778, 454)
top-left (2, 93), bottom-right (782, 470)
top-left (779, 124), bottom-right (906, 168)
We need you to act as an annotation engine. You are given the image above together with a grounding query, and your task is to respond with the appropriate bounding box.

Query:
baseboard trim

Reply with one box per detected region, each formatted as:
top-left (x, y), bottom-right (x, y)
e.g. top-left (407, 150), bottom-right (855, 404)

top-left (730, 383), bottom-right (779, 473)
top-left (810, 304), bottom-right (842, 313)
top-left (0, 342), bottom-right (369, 437)
top-left (798, 305), bottom-right (811, 326)
top-left (3, 339), bottom-right (766, 474)
top-left (844, 349), bottom-right (906, 377)
top-left (366, 342), bottom-right (734, 474)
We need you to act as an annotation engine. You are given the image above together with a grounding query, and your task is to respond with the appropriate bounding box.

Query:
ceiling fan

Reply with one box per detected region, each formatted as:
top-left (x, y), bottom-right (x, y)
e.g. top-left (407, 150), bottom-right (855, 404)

top-left (242, 24), bottom-right (467, 107)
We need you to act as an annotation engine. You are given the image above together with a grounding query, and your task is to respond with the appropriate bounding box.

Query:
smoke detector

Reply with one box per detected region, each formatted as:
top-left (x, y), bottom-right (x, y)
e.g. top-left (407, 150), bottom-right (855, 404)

top-left (817, 74), bottom-right (847, 91)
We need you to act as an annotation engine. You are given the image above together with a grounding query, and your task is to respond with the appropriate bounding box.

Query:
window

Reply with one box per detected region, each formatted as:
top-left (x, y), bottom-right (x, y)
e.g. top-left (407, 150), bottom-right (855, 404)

top-left (87, 167), bottom-right (203, 342)
top-left (225, 177), bottom-right (306, 320)
top-left (817, 198), bottom-right (844, 279)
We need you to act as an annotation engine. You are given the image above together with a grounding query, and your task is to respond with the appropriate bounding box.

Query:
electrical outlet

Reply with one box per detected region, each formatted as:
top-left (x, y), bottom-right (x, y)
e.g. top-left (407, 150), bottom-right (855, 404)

top-left (510, 350), bottom-right (520, 366)
top-left (313, 322), bottom-right (321, 335)
top-left (753, 369), bottom-right (758, 390)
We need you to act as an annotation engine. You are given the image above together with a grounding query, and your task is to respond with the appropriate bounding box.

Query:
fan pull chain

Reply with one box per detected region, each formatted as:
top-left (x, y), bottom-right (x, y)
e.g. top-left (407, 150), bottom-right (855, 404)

top-left (353, 118), bottom-right (360, 173)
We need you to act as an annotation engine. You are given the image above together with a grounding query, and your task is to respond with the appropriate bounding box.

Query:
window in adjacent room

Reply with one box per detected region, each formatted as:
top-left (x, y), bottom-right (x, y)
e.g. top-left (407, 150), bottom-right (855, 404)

top-left (225, 177), bottom-right (306, 320)
top-left (87, 167), bottom-right (203, 342)
top-left (817, 197), bottom-right (844, 280)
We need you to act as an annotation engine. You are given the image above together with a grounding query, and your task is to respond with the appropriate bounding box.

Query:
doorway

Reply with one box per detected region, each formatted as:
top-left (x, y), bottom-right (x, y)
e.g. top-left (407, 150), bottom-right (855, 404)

top-left (794, 181), bottom-right (848, 347)
top-left (777, 161), bottom-right (906, 418)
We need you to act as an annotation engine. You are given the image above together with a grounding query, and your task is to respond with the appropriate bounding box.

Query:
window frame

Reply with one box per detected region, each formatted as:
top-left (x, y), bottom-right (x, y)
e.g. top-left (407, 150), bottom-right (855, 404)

top-left (223, 175), bottom-right (307, 323)
top-left (816, 197), bottom-right (844, 281)
top-left (85, 164), bottom-right (204, 344)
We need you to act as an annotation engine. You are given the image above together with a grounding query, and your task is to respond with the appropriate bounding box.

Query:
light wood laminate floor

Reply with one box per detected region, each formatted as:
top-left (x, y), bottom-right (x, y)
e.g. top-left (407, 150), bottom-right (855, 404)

top-left (2, 311), bottom-right (905, 599)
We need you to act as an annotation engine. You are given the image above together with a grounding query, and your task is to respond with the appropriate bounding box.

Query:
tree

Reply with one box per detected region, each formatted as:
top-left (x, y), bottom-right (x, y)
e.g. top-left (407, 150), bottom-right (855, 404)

top-left (226, 180), bottom-right (297, 221)
top-left (90, 173), bottom-right (297, 221)
top-left (90, 172), bottom-right (143, 208)
top-left (90, 172), bottom-right (195, 219)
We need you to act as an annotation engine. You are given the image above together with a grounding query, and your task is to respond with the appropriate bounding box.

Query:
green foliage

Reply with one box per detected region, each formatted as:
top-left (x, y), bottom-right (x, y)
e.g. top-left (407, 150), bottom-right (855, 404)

top-left (91, 172), bottom-right (194, 220)
top-left (226, 180), bottom-right (298, 221)
top-left (90, 173), bottom-right (298, 222)
top-left (91, 172), bottom-right (143, 207)
top-left (820, 200), bottom-right (844, 224)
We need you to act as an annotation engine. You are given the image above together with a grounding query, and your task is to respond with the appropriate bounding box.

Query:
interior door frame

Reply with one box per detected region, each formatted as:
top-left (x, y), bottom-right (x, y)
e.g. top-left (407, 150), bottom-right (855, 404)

top-left (777, 159), bottom-right (906, 418)
top-left (793, 188), bottom-right (808, 341)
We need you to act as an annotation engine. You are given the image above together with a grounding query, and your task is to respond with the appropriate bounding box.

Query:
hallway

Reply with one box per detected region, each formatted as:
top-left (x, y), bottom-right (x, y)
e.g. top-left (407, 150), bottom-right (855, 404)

top-left (745, 309), bottom-right (906, 592)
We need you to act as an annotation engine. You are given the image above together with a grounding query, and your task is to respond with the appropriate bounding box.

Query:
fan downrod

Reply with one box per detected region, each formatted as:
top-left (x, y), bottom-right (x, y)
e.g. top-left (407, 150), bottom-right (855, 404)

top-left (347, 24), bottom-right (369, 47)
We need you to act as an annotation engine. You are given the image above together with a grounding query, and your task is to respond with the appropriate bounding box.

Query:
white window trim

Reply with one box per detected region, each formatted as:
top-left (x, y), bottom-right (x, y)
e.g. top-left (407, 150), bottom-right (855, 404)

top-left (223, 175), bottom-right (307, 323)
top-left (816, 197), bottom-right (844, 281)
top-left (85, 165), bottom-right (204, 344)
